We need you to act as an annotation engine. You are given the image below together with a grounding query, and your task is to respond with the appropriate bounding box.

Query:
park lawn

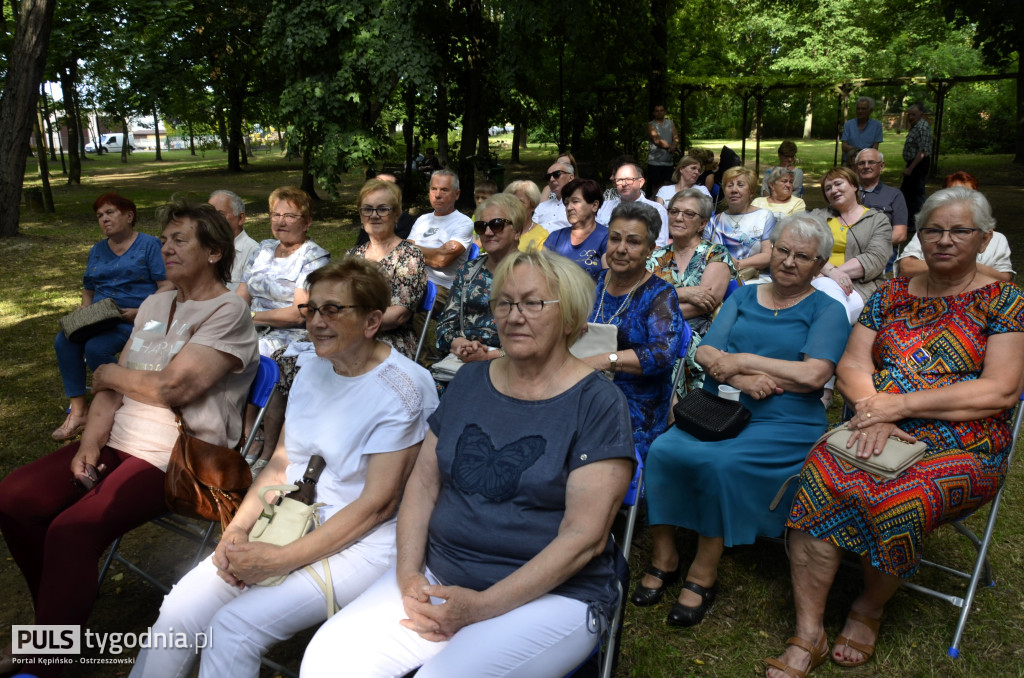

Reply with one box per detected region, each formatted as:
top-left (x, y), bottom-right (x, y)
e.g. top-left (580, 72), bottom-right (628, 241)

top-left (2, 147), bottom-right (1023, 676)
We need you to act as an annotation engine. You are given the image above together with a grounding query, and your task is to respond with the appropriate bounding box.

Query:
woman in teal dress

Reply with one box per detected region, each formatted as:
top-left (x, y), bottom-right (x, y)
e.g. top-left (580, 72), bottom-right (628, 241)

top-left (648, 188), bottom-right (736, 394)
top-left (634, 214), bottom-right (851, 629)
top-left (584, 202), bottom-right (684, 462)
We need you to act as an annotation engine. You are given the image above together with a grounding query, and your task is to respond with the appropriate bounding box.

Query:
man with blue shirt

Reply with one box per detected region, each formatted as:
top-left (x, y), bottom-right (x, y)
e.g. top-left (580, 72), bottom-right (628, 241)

top-left (841, 97), bottom-right (883, 166)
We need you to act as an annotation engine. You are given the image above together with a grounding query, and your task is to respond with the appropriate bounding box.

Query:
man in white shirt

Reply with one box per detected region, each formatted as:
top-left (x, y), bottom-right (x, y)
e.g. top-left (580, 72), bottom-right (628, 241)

top-left (597, 163), bottom-right (670, 246)
top-left (407, 170), bottom-right (474, 364)
top-left (532, 161), bottom-right (574, 232)
top-left (208, 190), bottom-right (258, 291)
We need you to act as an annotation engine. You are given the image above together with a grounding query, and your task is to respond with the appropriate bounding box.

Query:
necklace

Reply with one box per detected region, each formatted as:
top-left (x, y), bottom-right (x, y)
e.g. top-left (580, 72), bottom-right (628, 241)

top-left (769, 285), bottom-right (807, 317)
top-left (925, 272), bottom-right (977, 299)
top-left (505, 353), bottom-right (571, 400)
top-left (726, 212), bottom-right (747, 230)
top-left (596, 272), bottom-right (644, 323)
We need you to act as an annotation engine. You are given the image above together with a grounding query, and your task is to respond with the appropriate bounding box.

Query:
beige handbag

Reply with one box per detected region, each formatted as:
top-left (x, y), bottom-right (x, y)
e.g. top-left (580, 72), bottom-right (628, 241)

top-left (818, 422), bottom-right (927, 480)
top-left (248, 484), bottom-right (336, 615)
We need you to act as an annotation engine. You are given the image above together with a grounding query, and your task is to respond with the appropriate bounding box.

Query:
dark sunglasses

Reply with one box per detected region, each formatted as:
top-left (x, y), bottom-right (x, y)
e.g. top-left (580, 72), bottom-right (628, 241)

top-left (544, 170), bottom-right (568, 181)
top-left (473, 218), bottom-right (512, 235)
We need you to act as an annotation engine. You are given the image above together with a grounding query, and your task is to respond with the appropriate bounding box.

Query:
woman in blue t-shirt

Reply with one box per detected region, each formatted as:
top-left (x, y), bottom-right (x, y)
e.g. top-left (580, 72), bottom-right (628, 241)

top-left (544, 178), bottom-right (608, 280)
top-left (302, 248), bottom-right (635, 678)
top-left (51, 192), bottom-right (171, 441)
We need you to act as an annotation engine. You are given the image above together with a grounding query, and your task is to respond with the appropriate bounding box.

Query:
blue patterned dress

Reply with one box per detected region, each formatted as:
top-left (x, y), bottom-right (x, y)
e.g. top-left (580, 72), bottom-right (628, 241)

top-left (589, 273), bottom-right (684, 460)
top-left (788, 279), bottom-right (1024, 577)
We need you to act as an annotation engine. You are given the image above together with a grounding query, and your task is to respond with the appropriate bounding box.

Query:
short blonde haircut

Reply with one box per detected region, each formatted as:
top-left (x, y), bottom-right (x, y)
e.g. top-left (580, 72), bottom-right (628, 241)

top-left (504, 180), bottom-right (542, 211)
top-left (479, 193), bottom-right (527, 234)
top-left (269, 186), bottom-right (313, 219)
top-left (721, 165), bottom-right (756, 190)
top-left (357, 179), bottom-right (402, 211)
top-left (491, 249), bottom-right (595, 349)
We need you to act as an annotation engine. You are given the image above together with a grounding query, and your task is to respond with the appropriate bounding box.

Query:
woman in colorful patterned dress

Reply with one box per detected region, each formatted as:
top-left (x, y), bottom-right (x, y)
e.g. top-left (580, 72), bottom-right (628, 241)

top-left (647, 188), bottom-right (735, 394)
top-left (348, 179), bottom-right (426, 359)
top-left (586, 201), bottom-right (684, 461)
top-left (766, 187), bottom-right (1024, 678)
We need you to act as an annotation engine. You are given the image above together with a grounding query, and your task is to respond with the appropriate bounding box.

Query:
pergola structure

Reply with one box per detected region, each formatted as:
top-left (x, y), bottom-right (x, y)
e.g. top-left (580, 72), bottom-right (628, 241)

top-left (672, 73), bottom-right (1016, 178)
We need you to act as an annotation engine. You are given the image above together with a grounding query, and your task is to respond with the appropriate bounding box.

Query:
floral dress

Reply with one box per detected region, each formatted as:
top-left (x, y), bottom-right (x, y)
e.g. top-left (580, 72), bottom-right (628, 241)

top-left (647, 241), bottom-right (736, 395)
top-left (434, 255), bottom-right (498, 356)
top-left (788, 280), bottom-right (1024, 578)
top-left (348, 240), bottom-right (426, 359)
top-left (589, 273), bottom-right (684, 460)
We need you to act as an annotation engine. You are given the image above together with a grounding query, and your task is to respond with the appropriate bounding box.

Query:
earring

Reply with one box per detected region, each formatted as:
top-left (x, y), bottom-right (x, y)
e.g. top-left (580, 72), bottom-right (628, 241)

top-left (209, 258), bottom-right (214, 263)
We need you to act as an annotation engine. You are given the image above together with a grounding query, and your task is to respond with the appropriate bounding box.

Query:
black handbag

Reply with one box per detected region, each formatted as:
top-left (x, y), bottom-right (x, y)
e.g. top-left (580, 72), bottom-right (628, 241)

top-left (673, 387), bottom-right (751, 441)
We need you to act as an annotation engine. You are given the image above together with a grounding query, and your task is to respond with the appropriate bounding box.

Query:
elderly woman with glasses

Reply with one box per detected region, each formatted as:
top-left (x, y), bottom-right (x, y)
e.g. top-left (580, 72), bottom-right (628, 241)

top-left (647, 188), bottom-right (736, 394)
top-left (766, 189), bottom-right (1024, 677)
top-left (753, 166), bottom-right (807, 220)
top-left (301, 248), bottom-right (635, 678)
top-left (635, 215), bottom-right (850, 630)
top-left (348, 179), bottom-right (427, 359)
top-left (237, 186), bottom-right (330, 357)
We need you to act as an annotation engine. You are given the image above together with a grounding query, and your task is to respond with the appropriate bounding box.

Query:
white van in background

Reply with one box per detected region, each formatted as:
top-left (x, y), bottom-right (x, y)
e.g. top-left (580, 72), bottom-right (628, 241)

top-left (95, 133), bottom-right (136, 153)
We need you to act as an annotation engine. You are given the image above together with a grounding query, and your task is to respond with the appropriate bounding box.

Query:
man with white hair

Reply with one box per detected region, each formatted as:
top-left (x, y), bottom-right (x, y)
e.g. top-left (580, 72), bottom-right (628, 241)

top-left (841, 96), bottom-right (883, 166)
top-left (533, 161), bottom-right (574, 232)
top-left (855, 149), bottom-right (907, 245)
top-left (208, 189), bottom-right (258, 291)
top-left (596, 163), bottom-right (670, 246)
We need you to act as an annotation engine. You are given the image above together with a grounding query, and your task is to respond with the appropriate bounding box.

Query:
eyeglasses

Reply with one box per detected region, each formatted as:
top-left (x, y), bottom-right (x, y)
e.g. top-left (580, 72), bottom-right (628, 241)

top-left (668, 208), bottom-right (702, 219)
top-left (772, 245), bottom-right (821, 265)
top-left (855, 160), bottom-right (881, 167)
top-left (271, 212), bottom-right (304, 222)
top-left (614, 176), bottom-right (640, 185)
top-left (297, 303), bottom-right (363, 320)
top-left (489, 298), bottom-right (560, 318)
top-left (918, 227), bottom-right (981, 243)
top-left (473, 218), bottom-right (512, 235)
top-left (358, 205), bottom-right (394, 217)
top-left (544, 170), bottom-right (569, 181)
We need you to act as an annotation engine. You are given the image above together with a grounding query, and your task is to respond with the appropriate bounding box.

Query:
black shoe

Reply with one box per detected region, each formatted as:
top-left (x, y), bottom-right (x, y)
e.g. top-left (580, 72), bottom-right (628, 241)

top-left (666, 580), bottom-right (719, 627)
top-left (630, 564), bottom-right (681, 607)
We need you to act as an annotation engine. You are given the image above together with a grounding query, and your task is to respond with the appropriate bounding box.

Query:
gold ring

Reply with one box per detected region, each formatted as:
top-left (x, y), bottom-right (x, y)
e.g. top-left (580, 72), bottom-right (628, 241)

top-left (758, 391), bottom-right (765, 398)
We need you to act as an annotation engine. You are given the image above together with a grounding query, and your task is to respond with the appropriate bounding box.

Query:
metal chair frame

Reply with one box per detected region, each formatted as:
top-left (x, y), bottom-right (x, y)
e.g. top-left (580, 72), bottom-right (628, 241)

top-left (97, 356), bottom-right (280, 594)
top-left (414, 280), bottom-right (439, 364)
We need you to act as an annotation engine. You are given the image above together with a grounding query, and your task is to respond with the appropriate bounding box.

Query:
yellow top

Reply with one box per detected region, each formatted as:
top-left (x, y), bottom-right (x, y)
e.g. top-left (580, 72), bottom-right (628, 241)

top-left (518, 223), bottom-right (549, 251)
top-left (826, 207), bottom-right (866, 267)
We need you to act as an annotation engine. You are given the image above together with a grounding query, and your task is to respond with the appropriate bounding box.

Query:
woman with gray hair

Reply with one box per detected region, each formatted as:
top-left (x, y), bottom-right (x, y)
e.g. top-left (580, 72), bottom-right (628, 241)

top-left (648, 188), bottom-right (736, 393)
top-left (585, 201), bottom-right (685, 462)
top-left (635, 214), bottom-right (851, 629)
top-left (766, 187), bottom-right (1024, 676)
top-left (504, 179), bottom-right (548, 250)
top-left (753, 166), bottom-right (807, 219)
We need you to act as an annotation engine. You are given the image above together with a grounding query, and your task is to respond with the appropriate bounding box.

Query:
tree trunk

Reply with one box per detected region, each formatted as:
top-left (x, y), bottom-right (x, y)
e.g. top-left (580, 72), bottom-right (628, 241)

top-left (0, 0), bottom-right (57, 237)
top-left (300, 141), bottom-right (318, 199)
top-left (70, 62), bottom-right (89, 160)
top-left (34, 106), bottom-right (54, 212)
top-left (803, 92), bottom-right (814, 140)
top-left (456, 0), bottom-right (485, 210)
top-left (120, 118), bottom-right (130, 163)
top-left (648, 0), bottom-right (668, 114)
top-left (511, 119), bottom-right (521, 164)
top-left (226, 92), bottom-right (244, 171)
top-left (403, 84), bottom-right (416, 200)
top-left (40, 86), bottom-right (56, 161)
top-left (435, 84), bottom-right (449, 167)
top-left (1016, 67), bottom-right (1024, 164)
top-left (153, 107), bottom-right (163, 161)
top-left (188, 120), bottom-right (196, 155)
top-left (217, 106), bottom-right (229, 151)
top-left (58, 66), bottom-right (81, 183)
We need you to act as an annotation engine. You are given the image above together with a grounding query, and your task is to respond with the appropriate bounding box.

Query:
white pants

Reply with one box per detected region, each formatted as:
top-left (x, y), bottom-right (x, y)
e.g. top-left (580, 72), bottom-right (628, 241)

top-left (301, 567), bottom-right (599, 678)
top-left (812, 276), bottom-right (864, 326)
top-left (130, 541), bottom-right (393, 678)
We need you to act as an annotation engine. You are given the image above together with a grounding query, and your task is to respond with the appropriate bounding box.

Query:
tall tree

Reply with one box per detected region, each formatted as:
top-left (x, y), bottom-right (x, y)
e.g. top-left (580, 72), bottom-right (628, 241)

top-left (0, 0), bottom-right (58, 238)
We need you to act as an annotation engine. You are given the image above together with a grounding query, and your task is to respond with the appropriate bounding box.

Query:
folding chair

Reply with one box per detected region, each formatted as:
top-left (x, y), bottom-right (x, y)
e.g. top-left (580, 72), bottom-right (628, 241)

top-left (901, 389), bottom-right (1024, 657)
top-left (467, 242), bottom-right (481, 261)
top-left (670, 320), bottom-right (695, 397)
top-left (97, 356), bottom-right (281, 593)
top-left (723, 278), bottom-right (741, 302)
top-left (414, 280), bottom-right (439, 363)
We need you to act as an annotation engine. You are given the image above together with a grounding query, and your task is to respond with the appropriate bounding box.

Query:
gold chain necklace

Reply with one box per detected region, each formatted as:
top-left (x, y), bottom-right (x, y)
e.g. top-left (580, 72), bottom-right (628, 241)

top-left (769, 286), bottom-right (807, 317)
top-left (596, 272), bottom-right (644, 323)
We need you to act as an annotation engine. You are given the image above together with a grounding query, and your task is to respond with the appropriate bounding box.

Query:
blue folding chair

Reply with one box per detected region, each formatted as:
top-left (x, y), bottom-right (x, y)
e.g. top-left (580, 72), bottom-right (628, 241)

top-left (723, 278), bottom-right (741, 302)
top-left (670, 320), bottom-right (695, 397)
top-left (901, 389), bottom-right (1024, 657)
top-left (467, 242), bottom-right (481, 261)
top-left (414, 281), bottom-right (439, 364)
top-left (97, 356), bottom-right (281, 593)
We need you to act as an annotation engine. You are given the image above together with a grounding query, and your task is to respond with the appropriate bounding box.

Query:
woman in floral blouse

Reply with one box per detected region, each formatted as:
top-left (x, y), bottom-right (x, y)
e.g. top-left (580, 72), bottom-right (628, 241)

top-left (648, 188), bottom-right (735, 393)
top-left (348, 179), bottom-right (426, 359)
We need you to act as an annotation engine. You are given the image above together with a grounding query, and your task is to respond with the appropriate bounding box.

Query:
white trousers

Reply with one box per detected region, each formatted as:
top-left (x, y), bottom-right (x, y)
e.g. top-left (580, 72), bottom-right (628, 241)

top-left (811, 276), bottom-right (864, 326)
top-left (130, 541), bottom-right (393, 678)
top-left (301, 567), bottom-right (599, 678)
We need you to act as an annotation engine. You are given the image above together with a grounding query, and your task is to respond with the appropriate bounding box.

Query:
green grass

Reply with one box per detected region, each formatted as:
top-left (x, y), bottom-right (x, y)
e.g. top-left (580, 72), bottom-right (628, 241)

top-left (3, 145), bottom-right (1024, 676)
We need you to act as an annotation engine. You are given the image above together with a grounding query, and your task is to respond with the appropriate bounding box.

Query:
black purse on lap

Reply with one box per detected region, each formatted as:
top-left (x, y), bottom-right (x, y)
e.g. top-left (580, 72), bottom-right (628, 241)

top-left (673, 388), bottom-right (751, 441)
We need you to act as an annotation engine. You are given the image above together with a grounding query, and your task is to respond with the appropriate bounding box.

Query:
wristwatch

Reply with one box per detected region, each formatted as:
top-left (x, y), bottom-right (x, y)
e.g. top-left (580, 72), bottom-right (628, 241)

top-left (608, 352), bottom-right (619, 373)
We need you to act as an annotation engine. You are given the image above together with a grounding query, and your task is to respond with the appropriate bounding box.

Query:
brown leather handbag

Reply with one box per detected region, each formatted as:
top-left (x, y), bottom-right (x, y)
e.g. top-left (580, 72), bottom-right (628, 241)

top-left (164, 410), bottom-right (252, 528)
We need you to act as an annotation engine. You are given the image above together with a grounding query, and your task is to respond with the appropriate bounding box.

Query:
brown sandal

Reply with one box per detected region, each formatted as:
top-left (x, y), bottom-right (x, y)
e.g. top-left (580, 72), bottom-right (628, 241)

top-left (764, 633), bottom-right (828, 678)
top-left (832, 610), bottom-right (881, 667)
